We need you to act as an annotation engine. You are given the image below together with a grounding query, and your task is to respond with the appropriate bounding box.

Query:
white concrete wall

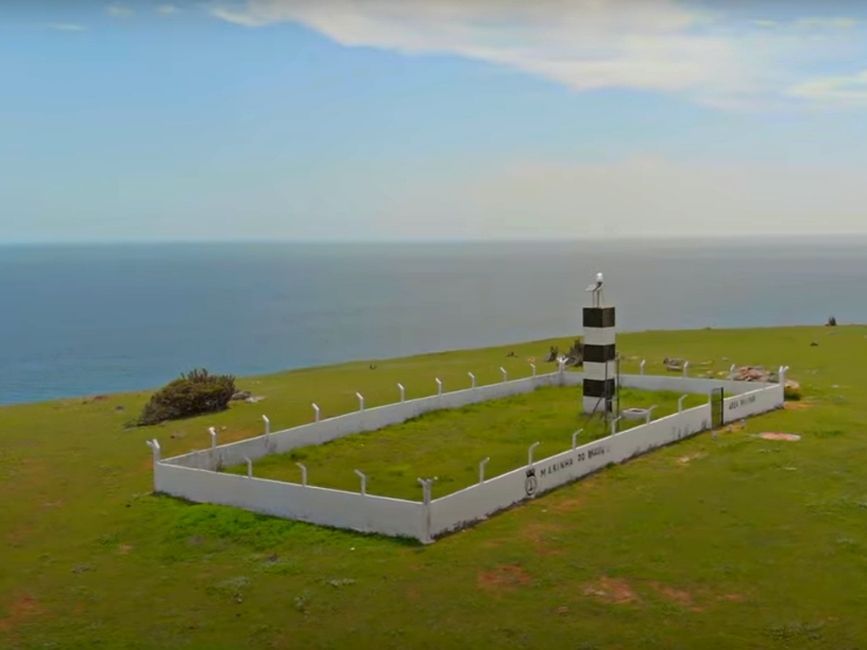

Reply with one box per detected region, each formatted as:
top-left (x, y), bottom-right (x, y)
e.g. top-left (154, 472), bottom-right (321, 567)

top-left (620, 373), bottom-right (769, 396)
top-left (154, 462), bottom-right (428, 540)
top-left (153, 371), bottom-right (783, 543)
top-left (427, 383), bottom-right (782, 539)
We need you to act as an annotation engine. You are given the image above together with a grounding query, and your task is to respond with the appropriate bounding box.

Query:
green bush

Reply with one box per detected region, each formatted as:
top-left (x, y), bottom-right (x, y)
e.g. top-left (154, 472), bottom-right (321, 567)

top-left (137, 369), bottom-right (236, 426)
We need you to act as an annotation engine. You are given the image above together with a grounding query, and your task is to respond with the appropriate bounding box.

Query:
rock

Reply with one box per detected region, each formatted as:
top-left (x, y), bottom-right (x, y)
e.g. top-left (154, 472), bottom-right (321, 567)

top-left (810, 341), bottom-right (819, 347)
top-left (664, 357), bottom-right (685, 372)
top-left (546, 346), bottom-right (559, 363)
top-left (245, 395), bottom-right (266, 404)
top-left (231, 390), bottom-right (252, 401)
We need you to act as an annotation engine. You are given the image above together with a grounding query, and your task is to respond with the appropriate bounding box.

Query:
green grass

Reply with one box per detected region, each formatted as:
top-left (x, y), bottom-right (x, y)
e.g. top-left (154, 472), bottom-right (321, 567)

top-left (2, 325), bottom-right (867, 648)
top-left (222, 386), bottom-right (706, 500)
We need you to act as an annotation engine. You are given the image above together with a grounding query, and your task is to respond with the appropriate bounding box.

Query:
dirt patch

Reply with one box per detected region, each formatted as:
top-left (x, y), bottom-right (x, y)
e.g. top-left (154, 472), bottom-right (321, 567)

top-left (784, 401), bottom-right (812, 411)
top-left (677, 452), bottom-right (707, 466)
top-left (718, 593), bottom-right (746, 603)
top-left (759, 433), bottom-right (801, 441)
top-left (582, 577), bottom-right (638, 605)
top-left (519, 522), bottom-right (564, 556)
top-left (117, 544), bottom-right (134, 555)
top-left (548, 496), bottom-right (584, 513)
top-left (649, 582), bottom-right (702, 611)
top-left (477, 564), bottom-right (532, 593)
top-left (0, 594), bottom-right (43, 633)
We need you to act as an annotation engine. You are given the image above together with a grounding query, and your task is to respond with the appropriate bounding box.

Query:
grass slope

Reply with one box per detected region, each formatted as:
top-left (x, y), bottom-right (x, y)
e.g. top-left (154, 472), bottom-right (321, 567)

top-left (1, 326), bottom-right (866, 648)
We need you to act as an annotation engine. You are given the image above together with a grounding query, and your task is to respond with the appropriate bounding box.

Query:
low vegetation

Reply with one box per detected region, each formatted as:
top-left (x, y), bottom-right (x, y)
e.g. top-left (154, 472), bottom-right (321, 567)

top-left (136, 368), bottom-right (235, 426)
top-left (2, 326), bottom-right (866, 648)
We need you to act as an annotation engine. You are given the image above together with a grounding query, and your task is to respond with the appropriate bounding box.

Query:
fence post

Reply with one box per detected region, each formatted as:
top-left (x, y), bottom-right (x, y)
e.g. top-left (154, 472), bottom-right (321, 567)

top-left (356, 392), bottom-right (365, 412)
top-left (730, 363), bottom-right (737, 375)
top-left (500, 367), bottom-right (508, 383)
top-left (397, 383), bottom-right (406, 403)
top-left (145, 439), bottom-right (161, 465)
top-left (683, 361), bottom-right (690, 377)
top-left (417, 477), bottom-right (433, 504)
top-left (296, 462), bottom-right (308, 486)
top-left (244, 456), bottom-right (253, 478)
top-left (678, 394), bottom-right (689, 413)
top-left (645, 405), bottom-right (658, 424)
top-left (312, 403), bottom-right (320, 423)
top-left (640, 359), bottom-right (646, 375)
top-left (572, 429), bottom-right (583, 450)
top-left (417, 477), bottom-right (434, 544)
top-left (530, 362), bottom-right (537, 377)
top-left (208, 426), bottom-right (218, 449)
top-left (610, 417), bottom-right (622, 436)
top-left (435, 377), bottom-right (443, 397)
top-left (354, 469), bottom-right (367, 495)
top-left (478, 457), bottom-right (490, 484)
top-left (468, 372), bottom-right (476, 388)
top-left (528, 441), bottom-right (540, 466)
top-left (262, 414), bottom-right (270, 436)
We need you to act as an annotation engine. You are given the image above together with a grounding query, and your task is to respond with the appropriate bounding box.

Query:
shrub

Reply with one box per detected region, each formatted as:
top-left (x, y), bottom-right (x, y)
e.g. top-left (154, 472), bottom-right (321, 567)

top-left (137, 368), bottom-right (236, 426)
top-left (783, 380), bottom-right (802, 401)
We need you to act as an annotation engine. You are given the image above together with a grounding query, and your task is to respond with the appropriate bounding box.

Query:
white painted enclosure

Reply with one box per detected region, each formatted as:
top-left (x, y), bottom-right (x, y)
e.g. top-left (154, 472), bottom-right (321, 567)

top-left (150, 367), bottom-right (785, 543)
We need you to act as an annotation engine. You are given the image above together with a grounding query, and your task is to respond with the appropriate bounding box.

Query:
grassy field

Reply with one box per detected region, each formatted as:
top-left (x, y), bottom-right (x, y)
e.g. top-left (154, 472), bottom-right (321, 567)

top-left (222, 386), bottom-right (706, 500)
top-left (2, 325), bottom-right (867, 648)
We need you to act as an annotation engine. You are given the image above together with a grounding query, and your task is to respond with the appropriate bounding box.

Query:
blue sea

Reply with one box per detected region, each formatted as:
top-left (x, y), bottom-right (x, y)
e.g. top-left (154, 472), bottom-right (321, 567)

top-left (1, 238), bottom-right (865, 405)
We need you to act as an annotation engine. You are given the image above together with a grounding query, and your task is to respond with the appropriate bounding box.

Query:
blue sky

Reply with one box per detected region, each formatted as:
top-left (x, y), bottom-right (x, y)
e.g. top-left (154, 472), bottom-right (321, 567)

top-left (4, 0), bottom-right (867, 242)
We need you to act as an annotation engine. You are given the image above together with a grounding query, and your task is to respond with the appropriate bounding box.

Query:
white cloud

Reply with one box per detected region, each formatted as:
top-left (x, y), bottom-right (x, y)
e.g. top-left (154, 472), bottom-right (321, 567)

top-left (46, 22), bottom-right (87, 32)
top-left (157, 4), bottom-right (180, 15)
top-left (210, 0), bottom-right (867, 110)
top-left (106, 3), bottom-right (135, 18)
top-left (789, 69), bottom-right (867, 106)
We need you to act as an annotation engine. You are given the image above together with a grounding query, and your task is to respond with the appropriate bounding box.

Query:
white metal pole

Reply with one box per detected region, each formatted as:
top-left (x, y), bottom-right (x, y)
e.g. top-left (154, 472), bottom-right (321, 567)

top-left (678, 394), bottom-right (688, 413)
top-left (397, 383), bottom-right (405, 403)
top-left (500, 366), bottom-right (508, 383)
top-left (296, 462), bottom-right (308, 486)
top-left (435, 377), bottom-right (443, 396)
top-left (356, 392), bottom-right (365, 412)
top-left (468, 372), bottom-right (476, 388)
top-left (478, 457), bottom-right (490, 484)
top-left (244, 456), bottom-right (253, 478)
top-left (528, 441), bottom-right (540, 466)
top-left (683, 361), bottom-right (690, 377)
top-left (610, 417), bottom-right (622, 436)
top-left (208, 426), bottom-right (218, 449)
top-left (572, 428), bottom-right (583, 450)
top-left (530, 363), bottom-right (537, 377)
top-left (311, 403), bottom-right (320, 422)
top-left (645, 405), bottom-right (658, 424)
top-left (354, 469), bottom-right (367, 495)
top-left (262, 414), bottom-right (270, 436)
top-left (640, 359), bottom-right (646, 375)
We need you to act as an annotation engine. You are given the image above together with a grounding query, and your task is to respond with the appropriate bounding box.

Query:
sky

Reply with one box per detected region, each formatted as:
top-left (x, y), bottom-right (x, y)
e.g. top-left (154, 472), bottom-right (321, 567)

top-left (4, 0), bottom-right (867, 242)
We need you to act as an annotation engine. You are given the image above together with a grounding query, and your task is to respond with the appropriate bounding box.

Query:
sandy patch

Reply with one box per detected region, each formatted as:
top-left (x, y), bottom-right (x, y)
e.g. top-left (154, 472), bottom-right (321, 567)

top-left (477, 564), bottom-right (532, 592)
top-left (677, 452), bottom-right (707, 466)
top-left (548, 496), bottom-right (584, 513)
top-left (519, 522), bottom-right (564, 556)
top-left (759, 433), bottom-right (801, 441)
top-left (784, 401), bottom-right (812, 411)
top-left (0, 594), bottom-right (43, 633)
top-left (582, 577), bottom-right (639, 605)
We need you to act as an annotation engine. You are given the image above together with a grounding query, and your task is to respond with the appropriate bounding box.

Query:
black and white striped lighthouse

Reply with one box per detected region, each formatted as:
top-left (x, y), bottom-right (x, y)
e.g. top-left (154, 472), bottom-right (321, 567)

top-left (582, 272), bottom-right (617, 414)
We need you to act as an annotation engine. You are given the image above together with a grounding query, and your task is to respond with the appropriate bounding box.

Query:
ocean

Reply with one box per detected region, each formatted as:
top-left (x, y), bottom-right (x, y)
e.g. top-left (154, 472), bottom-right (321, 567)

top-left (1, 238), bottom-right (865, 405)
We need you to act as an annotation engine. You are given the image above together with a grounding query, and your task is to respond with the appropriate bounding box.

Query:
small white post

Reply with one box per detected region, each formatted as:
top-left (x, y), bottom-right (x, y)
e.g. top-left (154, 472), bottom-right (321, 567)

top-left (208, 426), bottom-right (218, 449)
top-left (557, 356), bottom-right (567, 374)
top-left (730, 363), bottom-right (737, 375)
top-left (262, 414), bottom-right (270, 436)
top-left (145, 439), bottom-right (161, 465)
top-left (678, 394), bottom-right (689, 413)
top-left (311, 402), bottom-right (320, 422)
top-left (572, 429), bottom-right (583, 450)
top-left (417, 477), bottom-right (433, 504)
top-left (468, 372), bottom-right (476, 388)
top-left (499, 366), bottom-right (508, 383)
top-left (356, 392), bottom-right (365, 412)
top-left (354, 469), bottom-right (367, 495)
top-left (478, 457), bottom-right (490, 484)
top-left (530, 362), bottom-right (537, 377)
top-left (683, 361), bottom-right (690, 377)
top-left (640, 359), bottom-right (646, 375)
top-left (244, 456), bottom-right (253, 478)
top-left (779, 365), bottom-right (789, 383)
top-left (528, 441), bottom-right (540, 466)
top-left (397, 383), bottom-right (406, 403)
top-left (435, 377), bottom-right (443, 396)
top-left (645, 405), bottom-right (658, 424)
top-left (296, 462), bottom-right (308, 486)
top-left (610, 417), bottom-right (622, 436)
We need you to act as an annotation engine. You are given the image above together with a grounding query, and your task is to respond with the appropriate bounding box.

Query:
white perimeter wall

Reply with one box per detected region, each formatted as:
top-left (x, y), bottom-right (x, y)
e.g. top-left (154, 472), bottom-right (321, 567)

top-left (152, 372), bottom-right (783, 543)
